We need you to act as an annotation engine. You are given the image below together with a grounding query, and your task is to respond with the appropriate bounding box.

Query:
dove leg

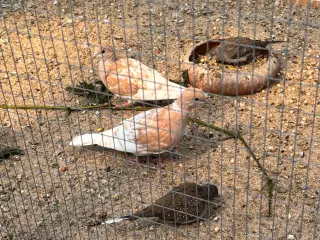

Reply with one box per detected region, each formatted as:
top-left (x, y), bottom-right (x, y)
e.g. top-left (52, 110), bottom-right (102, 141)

top-left (125, 155), bottom-right (142, 163)
top-left (156, 158), bottom-right (167, 169)
top-left (139, 156), bottom-right (166, 169)
top-left (126, 155), bottom-right (166, 169)
top-left (126, 155), bottom-right (157, 169)
top-left (142, 156), bottom-right (166, 169)
top-left (151, 155), bottom-right (179, 169)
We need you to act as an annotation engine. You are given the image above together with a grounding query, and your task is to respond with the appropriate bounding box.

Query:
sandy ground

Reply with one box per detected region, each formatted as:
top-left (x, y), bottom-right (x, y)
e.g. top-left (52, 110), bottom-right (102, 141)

top-left (0, 0), bottom-right (320, 239)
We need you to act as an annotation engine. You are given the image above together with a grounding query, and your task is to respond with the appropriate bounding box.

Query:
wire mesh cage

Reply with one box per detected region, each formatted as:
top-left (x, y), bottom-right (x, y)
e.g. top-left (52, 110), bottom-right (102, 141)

top-left (0, 0), bottom-right (319, 239)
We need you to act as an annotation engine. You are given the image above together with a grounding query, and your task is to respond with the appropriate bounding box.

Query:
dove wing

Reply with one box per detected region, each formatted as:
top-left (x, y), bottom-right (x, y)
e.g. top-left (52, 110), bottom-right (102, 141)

top-left (106, 58), bottom-right (184, 100)
top-left (121, 106), bottom-right (186, 155)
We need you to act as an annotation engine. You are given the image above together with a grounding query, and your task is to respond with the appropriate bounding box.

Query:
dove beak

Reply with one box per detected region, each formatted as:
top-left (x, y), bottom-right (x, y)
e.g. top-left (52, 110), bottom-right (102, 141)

top-left (204, 92), bottom-right (212, 100)
top-left (201, 92), bottom-right (212, 104)
top-left (196, 98), bottom-right (206, 104)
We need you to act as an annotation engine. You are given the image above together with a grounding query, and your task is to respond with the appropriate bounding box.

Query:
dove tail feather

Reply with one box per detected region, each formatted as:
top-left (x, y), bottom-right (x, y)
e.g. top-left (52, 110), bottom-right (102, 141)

top-left (261, 40), bottom-right (284, 47)
top-left (159, 83), bottom-right (186, 100)
top-left (102, 216), bottom-right (130, 225)
top-left (167, 81), bottom-right (186, 90)
top-left (69, 130), bottom-right (116, 148)
top-left (69, 133), bottom-right (96, 146)
top-left (267, 40), bottom-right (284, 44)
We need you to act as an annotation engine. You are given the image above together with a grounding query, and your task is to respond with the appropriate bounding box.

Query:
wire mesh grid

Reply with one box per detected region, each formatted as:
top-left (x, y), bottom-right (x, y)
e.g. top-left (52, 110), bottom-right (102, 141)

top-left (0, 0), bottom-right (319, 239)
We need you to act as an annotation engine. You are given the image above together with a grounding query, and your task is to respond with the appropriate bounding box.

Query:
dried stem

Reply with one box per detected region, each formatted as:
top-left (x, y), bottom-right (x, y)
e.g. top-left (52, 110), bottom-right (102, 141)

top-left (188, 118), bottom-right (274, 216)
top-left (0, 104), bottom-right (151, 112)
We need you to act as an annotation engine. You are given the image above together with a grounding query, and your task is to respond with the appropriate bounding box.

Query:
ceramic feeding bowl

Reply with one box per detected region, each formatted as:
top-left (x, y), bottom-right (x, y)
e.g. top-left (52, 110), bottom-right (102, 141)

top-left (284, 0), bottom-right (320, 9)
top-left (181, 40), bottom-right (282, 96)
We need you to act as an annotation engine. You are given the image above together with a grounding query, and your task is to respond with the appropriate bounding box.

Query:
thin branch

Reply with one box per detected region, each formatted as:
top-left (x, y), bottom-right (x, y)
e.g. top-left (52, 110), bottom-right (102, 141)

top-left (188, 118), bottom-right (274, 216)
top-left (0, 104), bottom-right (151, 112)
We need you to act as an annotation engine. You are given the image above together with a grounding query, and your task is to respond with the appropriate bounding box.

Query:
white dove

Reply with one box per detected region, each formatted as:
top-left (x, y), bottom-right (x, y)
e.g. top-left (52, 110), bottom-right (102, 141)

top-left (69, 87), bottom-right (206, 166)
top-left (93, 44), bottom-right (186, 106)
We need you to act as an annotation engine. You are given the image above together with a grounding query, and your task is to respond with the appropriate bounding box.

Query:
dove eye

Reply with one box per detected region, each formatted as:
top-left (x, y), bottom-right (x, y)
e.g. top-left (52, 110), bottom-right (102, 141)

top-left (101, 50), bottom-right (106, 54)
top-left (195, 98), bottom-right (199, 101)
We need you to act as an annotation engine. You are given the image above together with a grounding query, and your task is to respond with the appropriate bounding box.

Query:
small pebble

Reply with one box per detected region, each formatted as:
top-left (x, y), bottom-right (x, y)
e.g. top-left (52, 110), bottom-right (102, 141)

top-left (1, 206), bottom-right (9, 212)
top-left (214, 226), bottom-right (220, 233)
top-left (54, 150), bottom-right (64, 157)
top-left (61, 166), bottom-right (67, 172)
top-left (277, 184), bottom-right (289, 193)
top-left (113, 194), bottom-right (119, 201)
top-left (287, 234), bottom-right (295, 240)
top-left (12, 155), bottom-right (21, 161)
top-left (97, 127), bottom-right (104, 132)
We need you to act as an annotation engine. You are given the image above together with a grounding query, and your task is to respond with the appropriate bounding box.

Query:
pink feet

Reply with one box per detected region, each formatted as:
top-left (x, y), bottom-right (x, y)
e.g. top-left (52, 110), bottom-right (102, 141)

top-left (125, 155), bottom-right (170, 169)
top-left (114, 100), bottom-right (133, 108)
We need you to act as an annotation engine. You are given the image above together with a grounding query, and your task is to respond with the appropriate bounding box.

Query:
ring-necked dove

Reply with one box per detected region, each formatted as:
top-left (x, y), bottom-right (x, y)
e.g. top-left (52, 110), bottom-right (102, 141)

top-left (88, 182), bottom-right (219, 226)
top-left (93, 45), bottom-right (186, 106)
top-left (69, 87), bottom-right (206, 165)
top-left (209, 37), bottom-right (283, 65)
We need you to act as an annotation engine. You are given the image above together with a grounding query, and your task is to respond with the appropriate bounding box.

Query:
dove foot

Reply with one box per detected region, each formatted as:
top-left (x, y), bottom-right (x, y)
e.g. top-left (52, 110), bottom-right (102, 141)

top-left (114, 100), bottom-right (133, 108)
top-left (125, 155), bottom-right (149, 169)
top-left (126, 155), bottom-right (166, 169)
top-left (140, 156), bottom-right (173, 169)
top-left (125, 155), bottom-right (140, 163)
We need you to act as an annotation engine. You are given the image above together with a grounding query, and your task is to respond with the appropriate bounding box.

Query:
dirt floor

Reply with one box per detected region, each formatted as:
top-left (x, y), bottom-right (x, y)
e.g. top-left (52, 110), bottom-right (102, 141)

top-left (0, 0), bottom-right (320, 239)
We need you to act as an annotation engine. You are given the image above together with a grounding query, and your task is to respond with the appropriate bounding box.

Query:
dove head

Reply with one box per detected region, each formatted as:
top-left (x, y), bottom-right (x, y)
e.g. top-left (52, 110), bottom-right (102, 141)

top-left (175, 87), bottom-right (206, 112)
top-left (93, 44), bottom-right (115, 60)
top-left (200, 184), bottom-right (219, 200)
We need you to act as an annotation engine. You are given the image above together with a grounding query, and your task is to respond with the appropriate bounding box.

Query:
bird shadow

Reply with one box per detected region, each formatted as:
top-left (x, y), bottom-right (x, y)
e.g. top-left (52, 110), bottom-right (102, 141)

top-left (0, 127), bottom-right (24, 160)
top-left (65, 80), bottom-right (114, 104)
top-left (65, 80), bottom-right (181, 108)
